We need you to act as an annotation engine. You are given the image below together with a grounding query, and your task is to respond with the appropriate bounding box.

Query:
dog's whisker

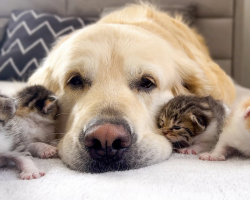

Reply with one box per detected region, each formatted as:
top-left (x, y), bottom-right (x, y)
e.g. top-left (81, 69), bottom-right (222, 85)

top-left (56, 113), bottom-right (70, 116)
top-left (47, 122), bottom-right (64, 133)
top-left (46, 132), bottom-right (65, 136)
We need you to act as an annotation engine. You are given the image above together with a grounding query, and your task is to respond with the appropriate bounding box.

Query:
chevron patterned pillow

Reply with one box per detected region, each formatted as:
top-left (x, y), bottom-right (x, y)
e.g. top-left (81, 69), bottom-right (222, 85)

top-left (0, 10), bottom-right (84, 81)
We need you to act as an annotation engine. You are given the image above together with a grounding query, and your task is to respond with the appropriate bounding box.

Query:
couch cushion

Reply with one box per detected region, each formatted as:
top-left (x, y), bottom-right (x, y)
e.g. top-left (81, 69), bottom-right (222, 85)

top-left (195, 18), bottom-right (233, 59)
top-left (0, 0), bottom-right (66, 17)
top-left (214, 59), bottom-right (231, 75)
top-left (100, 4), bottom-right (196, 26)
top-left (0, 18), bottom-right (9, 45)
top-left (0, 10), bottom-right (84, 81)
top-left (67, 0), bottom-right (233, 18)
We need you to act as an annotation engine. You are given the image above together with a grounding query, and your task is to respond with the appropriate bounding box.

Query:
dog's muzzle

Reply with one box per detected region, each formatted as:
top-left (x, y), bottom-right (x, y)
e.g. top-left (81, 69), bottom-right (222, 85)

top-left (83, 119), bottom-right (132, 163)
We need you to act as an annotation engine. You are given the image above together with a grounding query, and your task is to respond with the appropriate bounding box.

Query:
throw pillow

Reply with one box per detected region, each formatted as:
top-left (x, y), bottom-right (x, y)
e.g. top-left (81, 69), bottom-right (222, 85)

top-left (0, 10), bottom-right (84, 81)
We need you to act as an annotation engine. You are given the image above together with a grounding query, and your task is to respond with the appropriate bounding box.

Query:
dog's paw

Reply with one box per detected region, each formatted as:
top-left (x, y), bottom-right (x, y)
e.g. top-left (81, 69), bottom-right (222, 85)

top-left (20, 171), bottom-right (45, 180)
top-left (41, 146), bottom-right (58, 159)
top-left (199, 152), bottom-right (226, 161)
top-left (178, 148), bottom-right (197, 155)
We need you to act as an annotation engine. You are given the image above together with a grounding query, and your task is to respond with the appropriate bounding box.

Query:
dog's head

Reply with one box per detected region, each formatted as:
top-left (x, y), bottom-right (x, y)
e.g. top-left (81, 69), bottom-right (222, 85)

top-left (28, 5), bottom-right (235, 173)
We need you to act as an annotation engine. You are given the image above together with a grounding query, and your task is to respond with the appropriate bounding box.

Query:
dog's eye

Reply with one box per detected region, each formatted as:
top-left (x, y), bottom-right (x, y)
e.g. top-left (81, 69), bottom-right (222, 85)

top-left (138, 77), bottom-right (156, 91)
top-left (68, 76), bottom-right (83, 88)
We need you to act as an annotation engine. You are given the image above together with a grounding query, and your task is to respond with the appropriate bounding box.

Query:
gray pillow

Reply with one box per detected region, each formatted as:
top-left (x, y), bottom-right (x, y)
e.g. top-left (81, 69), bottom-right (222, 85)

top-left (0, 10), bottom-right (84, 81)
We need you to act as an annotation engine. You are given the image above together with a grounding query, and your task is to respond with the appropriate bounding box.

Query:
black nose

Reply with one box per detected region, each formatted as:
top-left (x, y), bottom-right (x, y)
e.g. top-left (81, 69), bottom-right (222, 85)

top-left (84, 122), bottom-right (132, 162)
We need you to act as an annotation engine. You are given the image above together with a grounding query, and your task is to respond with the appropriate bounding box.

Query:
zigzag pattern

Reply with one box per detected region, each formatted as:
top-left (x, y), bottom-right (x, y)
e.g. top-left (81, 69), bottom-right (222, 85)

top-left (0, 58), bottom-right (39, 76)
top-left (0, 10), bottom-right (84, 80)
top-left (11, 10), bottom-right (84, 25)
top-left (7, 21), bottom-right (76, 38)
top-left (1, 38), bottom-right (49, 56)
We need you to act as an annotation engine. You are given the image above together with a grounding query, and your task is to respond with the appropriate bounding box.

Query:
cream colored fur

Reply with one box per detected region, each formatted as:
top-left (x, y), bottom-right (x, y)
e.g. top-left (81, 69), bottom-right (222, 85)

top-left (200, 98), bottom-right (250, 161)
top-left (28, 4), bottom-right (236, 170)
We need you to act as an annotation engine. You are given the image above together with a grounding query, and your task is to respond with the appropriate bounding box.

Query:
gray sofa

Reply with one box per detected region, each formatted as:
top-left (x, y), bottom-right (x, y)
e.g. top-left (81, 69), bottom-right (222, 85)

top-left (0, 0), bottom-right (245, 84)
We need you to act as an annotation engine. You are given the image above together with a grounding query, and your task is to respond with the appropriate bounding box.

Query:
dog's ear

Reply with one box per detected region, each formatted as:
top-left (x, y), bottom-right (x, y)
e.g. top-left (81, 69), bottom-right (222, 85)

top-left (190, 114), bottom-right (206, 131)
top-left (28, 34), bottom-right (71, 94)
top-left (172, 57), bottom-right (212, 97)
top-left (42, 95), bottom-right (58, 114)
top-left (28, 64), bottom-right (59, 93)
top-left (172, 56), bottom-right (235, 106)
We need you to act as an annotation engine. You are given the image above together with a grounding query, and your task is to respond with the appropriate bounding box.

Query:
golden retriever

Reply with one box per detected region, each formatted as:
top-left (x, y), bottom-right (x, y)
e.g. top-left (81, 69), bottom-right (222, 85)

top-left (28, 4), bottom-right (235, 173)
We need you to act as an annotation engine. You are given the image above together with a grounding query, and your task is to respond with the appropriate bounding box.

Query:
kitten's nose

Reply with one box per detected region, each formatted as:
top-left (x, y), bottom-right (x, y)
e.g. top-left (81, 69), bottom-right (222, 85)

top-left (162, 128), bottom-right (171, 135)
top-left (84, 122), bottom-right (132, 161)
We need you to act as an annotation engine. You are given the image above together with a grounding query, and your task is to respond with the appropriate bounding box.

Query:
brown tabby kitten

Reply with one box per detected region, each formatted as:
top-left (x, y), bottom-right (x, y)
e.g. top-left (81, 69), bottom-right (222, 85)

top-left (158, 95), bottom-right (229, 155)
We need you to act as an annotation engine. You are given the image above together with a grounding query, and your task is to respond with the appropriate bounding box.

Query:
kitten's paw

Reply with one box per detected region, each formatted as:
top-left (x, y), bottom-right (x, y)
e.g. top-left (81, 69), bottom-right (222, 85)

top-left (41, 146), bottom-right (58, 159)
top-left (199, 153), bottom-right (226, 161)
top-left (178, 148), bottom-right (197, 155)
top-left (20, 170), bottom-right (45, 180)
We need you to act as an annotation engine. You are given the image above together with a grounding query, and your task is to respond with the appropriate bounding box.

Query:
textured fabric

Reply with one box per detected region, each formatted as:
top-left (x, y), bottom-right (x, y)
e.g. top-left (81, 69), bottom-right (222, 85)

top-left (0, 0), bottom-right (66, 16)
top-left (0, 10), bottom-right (84, 81)
top-left (0, 81), bottom-right (27, 96)
top-left (0, 0), bottom-right (234, 18)
top-left (100, 5), bottom-right (196, 26)
top-left (196, 19), bottom-right (233, 59)
top-left (1, 154), bottom-right (250, 200)
top-left (67, 0), bottom-right (233, 18)
top-left (0, 18), bottom-right (9, 44)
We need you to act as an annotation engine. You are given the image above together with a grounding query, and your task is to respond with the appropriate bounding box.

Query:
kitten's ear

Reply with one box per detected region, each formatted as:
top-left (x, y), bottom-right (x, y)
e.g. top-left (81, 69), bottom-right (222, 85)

top-left (3, 99), bottom-right (16, 112)
top-left (244, 106), bottom-right (250, 118)
top-left (43, 95), bottom-right (57, 114)
top-left (223, 103), bottom-right (231, 118)
top-left (191, 114), bottom-right (205, 131)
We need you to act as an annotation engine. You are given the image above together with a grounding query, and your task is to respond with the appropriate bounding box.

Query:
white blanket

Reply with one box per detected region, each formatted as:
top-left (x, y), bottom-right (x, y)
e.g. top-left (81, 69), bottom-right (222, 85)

top-left (1, 82), bottom-right (250, 200)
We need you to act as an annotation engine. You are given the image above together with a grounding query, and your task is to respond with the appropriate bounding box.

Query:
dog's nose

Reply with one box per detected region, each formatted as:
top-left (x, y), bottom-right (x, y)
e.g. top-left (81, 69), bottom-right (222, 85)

top-left (84, 123), bottom-right (131, 161)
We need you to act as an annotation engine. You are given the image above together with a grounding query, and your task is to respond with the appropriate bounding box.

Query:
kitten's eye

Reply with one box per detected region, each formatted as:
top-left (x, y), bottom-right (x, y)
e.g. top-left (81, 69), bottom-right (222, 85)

top-left (138, 76), bottom-right (156, 92)
top-left (172, 125), bottom-right (181, 130)
top-left (47, 96), bottom-right (57, 101)
top-left (158, 119), bottom-right (164, 127)
top-left (197, 117), bottom-right (204, 126)
top-left (68, 75), bottom-right (83, 88)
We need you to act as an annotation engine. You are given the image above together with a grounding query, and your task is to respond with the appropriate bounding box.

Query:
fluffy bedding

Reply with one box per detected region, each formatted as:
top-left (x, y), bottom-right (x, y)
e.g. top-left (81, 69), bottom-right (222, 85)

top-left (1, 82), bottom-right (250, 200)
top-left (1, 154), bottom-right (250, 200)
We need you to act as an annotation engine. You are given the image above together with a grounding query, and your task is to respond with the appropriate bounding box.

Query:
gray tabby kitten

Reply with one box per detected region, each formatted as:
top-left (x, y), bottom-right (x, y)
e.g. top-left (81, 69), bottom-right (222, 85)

top-left (158, 95), bottom-right (229, 155)
top-left (0, 85), bottom-right (59, 180)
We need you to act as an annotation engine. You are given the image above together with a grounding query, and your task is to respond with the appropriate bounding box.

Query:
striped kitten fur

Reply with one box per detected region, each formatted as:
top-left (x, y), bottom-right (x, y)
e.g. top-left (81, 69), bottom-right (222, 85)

top-left (158, 95), bottom-right (230, 155)
top-left (0, 94), bottom-right (16, 125)
top-left (0, 85), bottom-right (59, 180)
